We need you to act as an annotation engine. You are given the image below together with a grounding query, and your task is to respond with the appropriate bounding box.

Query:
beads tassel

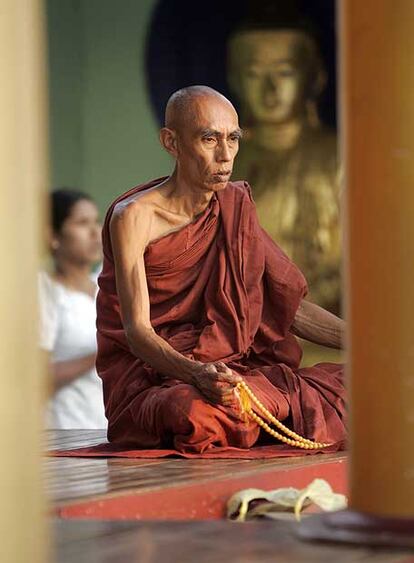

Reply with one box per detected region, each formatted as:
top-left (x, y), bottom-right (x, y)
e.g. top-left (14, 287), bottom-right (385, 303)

top-left (237, 382), bottom-right (252, 421)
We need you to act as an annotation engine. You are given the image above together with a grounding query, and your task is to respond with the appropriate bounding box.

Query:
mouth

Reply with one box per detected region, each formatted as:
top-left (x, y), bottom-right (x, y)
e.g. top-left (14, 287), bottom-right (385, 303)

top-left (263, 97), bottom-right (282, 109)
top-left (211, 171), bottom-right (232, 181)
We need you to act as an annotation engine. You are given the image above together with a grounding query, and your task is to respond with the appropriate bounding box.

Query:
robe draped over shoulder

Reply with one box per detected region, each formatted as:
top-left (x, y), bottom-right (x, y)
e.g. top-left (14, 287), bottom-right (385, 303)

top-left (96, 178), bottom-right (346, 453)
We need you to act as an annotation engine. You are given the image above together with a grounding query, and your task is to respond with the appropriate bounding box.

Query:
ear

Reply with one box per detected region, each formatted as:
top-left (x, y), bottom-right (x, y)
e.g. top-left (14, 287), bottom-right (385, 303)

top-left (312, 67), bottom-right (327, 99)
top-left (159, 127), bottom-right (178, 158)
top-left (46, 225), bottom-right (60, 252)
top-left (50, 238), bottom-right (60, 252)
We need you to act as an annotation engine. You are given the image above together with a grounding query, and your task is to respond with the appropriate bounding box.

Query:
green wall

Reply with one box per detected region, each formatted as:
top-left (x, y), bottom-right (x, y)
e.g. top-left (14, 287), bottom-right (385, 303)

top-left (47, 0), bottom-right (171, 214)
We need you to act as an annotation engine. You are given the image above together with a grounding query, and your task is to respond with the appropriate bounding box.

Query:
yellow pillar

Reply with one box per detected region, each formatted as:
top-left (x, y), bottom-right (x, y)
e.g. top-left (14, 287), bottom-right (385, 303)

top-left (0, 0), bottom-right (49, 562)
top-left (343, 0), bottom-right (414, 518)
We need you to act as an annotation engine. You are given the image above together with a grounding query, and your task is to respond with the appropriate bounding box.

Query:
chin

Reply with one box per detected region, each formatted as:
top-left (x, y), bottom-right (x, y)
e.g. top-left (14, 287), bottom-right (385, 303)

top-left (214, 179), bottom-right (230, 188)
top-left (207, 181), bottom-right (229, 192)
top-left (205, 175), bottom-right (232, 191)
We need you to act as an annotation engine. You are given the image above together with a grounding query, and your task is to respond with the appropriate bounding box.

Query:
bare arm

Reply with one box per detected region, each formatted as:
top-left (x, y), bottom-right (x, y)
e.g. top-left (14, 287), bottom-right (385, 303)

top-left (109, 203), bottom-right (240, 405)
top-left (50, 353), bottom-right (97, 391)
top-left (291, 299), bottom-right (345, 350)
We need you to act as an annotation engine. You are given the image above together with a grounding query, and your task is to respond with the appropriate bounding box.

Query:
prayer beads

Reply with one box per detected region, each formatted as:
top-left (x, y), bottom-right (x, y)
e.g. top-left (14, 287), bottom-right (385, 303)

top-left (236, 380), bottom-right (330, 450)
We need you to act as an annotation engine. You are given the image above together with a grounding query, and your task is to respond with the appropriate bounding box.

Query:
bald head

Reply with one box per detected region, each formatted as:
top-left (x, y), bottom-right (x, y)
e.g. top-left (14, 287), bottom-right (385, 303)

top-left (165, 86), bottom-right (237, 131)
top-left (160, 86), bottom-right (242, 193)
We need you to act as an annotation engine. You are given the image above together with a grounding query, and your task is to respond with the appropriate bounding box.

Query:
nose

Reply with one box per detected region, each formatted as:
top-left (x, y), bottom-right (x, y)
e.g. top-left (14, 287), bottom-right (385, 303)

top-left (263, 73), bottom-right (279, 94)
top-left (217, 139), bottom-right (232, 162)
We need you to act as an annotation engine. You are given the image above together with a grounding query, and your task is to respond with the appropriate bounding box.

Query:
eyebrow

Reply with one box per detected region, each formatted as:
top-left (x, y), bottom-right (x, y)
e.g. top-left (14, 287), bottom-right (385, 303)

top-left (199, 128), bottom-right (244, 139)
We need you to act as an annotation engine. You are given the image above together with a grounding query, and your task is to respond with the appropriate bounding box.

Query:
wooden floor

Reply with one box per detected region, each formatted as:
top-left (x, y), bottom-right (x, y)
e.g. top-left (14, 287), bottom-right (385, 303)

top-left (47, 431), bottom-right (414, 562)
top-left (54, 519), bottom-right (414, 563)
top-left (46, 430), bottom-right (347, 519)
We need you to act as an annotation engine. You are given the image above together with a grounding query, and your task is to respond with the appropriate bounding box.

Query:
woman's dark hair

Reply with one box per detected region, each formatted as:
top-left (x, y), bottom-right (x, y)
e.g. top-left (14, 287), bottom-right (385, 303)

top-left (51, 189), bottom-right (93, 234)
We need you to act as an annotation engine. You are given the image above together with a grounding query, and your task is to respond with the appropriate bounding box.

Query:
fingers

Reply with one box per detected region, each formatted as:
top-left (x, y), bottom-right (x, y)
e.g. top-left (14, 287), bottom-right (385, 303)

top-left (215, 361), bottom-right (231, 372)
top-left (215, 361), bottom-right (236, 376)
top-left (215, 370), bottom-right (242, 385)
top-left (194, 362), bottom-right (243, 406)
top-left (221, 397), bottom-right (235, 407)
top-left (216, 385), bottom-right (237, 405)
top-left (197, 380), bottom-right (236, 406)
top-left (207, 391), bottom-right (236, 407)
top-left (208, 361), bottom-right (242, 385)
top-left (201, 362), bottom-right (240, 384)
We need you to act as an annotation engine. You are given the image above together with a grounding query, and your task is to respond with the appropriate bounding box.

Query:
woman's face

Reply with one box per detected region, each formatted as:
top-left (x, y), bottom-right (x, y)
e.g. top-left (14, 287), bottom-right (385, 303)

top-left (54, 199), bottom-right (102, 265)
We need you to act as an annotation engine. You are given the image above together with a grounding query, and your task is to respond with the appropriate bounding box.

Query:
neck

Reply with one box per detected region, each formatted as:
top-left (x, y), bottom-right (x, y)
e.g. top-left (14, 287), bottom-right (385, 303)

top-left (53, 259), bottom-right (92, 291)
top-left (164, 168), bottom-right (214, 219)
top-left (250, 119), bottom-right (304, 151)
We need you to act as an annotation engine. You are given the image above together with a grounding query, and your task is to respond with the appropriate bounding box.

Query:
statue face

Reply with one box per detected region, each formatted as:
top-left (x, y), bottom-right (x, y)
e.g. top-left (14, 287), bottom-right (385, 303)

top-left (229, 30), bottom-right (316, 125)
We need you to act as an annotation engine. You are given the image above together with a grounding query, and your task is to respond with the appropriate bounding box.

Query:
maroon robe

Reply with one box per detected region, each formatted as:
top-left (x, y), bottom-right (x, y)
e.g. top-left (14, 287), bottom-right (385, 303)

top-left (96, 178), bottom-right (346, 454)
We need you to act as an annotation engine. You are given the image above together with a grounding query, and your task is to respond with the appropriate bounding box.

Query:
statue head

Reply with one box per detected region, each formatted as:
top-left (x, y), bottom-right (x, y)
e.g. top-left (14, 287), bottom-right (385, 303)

top-left (228, 26), bottom-right (326, 127)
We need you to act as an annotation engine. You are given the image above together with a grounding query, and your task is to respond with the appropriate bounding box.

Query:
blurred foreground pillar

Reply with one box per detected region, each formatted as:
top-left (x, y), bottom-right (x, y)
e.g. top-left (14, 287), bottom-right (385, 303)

top-left (300, 0), bottom-right (414, 546)
top-left (0, 0), bottom-right (49, 562)
top-left (344, 0), bottom-right (414, 518)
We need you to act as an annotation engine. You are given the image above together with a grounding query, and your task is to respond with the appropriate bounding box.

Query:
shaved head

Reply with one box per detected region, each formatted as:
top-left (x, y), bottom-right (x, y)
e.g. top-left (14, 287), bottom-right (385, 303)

top-left (165, 86), bottom-right (237, 131)
top-left (160, 85), bottom-right (242, 194)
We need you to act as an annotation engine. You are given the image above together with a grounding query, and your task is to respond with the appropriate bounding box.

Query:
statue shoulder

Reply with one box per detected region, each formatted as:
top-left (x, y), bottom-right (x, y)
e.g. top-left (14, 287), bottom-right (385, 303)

top-left (232, 139), bottom-right (257, 180)
top-left (309, 126), bottom-right (338, 158)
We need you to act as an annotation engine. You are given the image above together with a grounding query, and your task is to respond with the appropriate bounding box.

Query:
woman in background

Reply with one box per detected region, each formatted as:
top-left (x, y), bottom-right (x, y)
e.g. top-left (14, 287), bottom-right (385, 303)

top-left (39, 189), bottom-right (107, 429)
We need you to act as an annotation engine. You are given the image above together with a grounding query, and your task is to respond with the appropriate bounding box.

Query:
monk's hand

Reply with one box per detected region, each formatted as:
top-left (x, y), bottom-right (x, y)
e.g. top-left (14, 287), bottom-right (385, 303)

top-left (191, 361), bottom-right (242, 407)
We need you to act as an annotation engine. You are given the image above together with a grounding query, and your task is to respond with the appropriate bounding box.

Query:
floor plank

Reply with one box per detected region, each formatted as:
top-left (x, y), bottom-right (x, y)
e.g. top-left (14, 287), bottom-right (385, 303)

top-left (45, 431), bottom-right (347, 512)
top-left (54, 519), bottom-right (413, 563)
top-left (48, 431), bottom-right (414, 561)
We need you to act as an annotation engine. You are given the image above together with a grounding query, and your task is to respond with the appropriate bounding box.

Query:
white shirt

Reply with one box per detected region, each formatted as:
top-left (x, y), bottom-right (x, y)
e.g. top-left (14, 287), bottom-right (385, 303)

top-left (38, 271), bottom-right (107, 429)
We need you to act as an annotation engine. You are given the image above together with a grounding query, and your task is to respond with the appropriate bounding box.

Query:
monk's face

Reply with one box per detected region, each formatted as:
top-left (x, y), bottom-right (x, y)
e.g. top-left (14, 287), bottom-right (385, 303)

top-left (52, 199), bottom-right (102, 265)
top-left (174, 97), bottom-right (242, 192)
top-left (228, 30), bottom-right (316, 125)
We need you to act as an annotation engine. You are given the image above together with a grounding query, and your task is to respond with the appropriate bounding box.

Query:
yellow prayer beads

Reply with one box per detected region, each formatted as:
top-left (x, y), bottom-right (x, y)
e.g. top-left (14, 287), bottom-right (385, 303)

top-left (236, 380), bottom-right (330, 450)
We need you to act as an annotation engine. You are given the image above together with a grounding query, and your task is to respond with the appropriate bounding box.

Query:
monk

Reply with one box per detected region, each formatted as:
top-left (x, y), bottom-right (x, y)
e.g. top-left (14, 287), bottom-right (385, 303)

top-left (96, 85), bottom-right (346, 454)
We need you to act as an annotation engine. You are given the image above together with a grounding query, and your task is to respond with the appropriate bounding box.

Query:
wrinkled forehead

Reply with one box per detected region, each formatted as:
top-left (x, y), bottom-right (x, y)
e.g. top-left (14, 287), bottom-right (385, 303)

top-left (229, 29), bottom-right (316, 67)
top-left (179, 96), bottom-right (240, 134)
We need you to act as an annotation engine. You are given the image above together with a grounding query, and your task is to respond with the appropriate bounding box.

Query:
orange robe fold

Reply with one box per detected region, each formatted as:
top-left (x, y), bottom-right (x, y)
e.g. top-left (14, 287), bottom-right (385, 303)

top-left (96, 178), bottom-right (346, 454)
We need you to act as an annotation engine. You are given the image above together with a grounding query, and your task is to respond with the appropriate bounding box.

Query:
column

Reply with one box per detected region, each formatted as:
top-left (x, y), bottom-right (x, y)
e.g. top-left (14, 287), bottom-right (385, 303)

top-left (0, 0), bottom-right (49, 561)
top-left (344, 0), bottom-right (414, 518)
top-left (299, 0), bottom-right (414, 545)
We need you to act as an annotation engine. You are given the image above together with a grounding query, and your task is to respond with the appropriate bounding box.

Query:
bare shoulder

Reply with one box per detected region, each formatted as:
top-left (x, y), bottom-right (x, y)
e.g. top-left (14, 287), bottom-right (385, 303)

top-left (112, 190), bottom-right (156, 219)
top-left (110, 191), bottom-right (157, 249)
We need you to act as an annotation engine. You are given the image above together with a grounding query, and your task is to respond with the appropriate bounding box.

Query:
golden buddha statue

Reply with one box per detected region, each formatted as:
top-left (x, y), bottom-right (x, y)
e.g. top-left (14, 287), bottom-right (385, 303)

top-left (228, 27), bottom-right (341, 314)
